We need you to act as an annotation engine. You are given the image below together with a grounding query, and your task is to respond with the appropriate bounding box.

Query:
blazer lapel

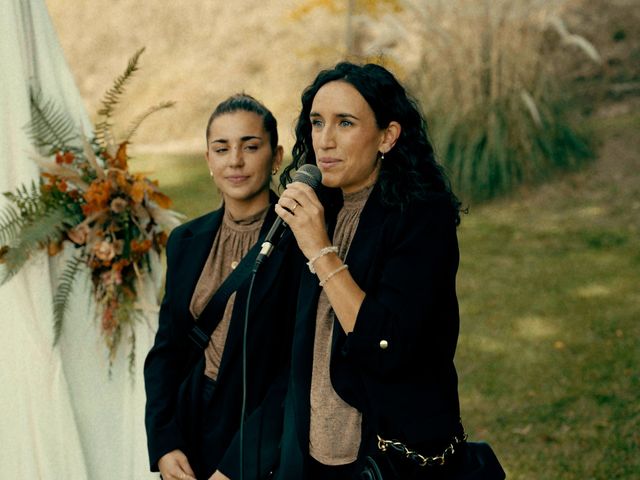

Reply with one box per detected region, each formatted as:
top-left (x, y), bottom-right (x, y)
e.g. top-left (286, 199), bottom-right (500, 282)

top-left (172, 209), bottom-right (223, 317)
top-left (290, 266), bottom-right (321, 445)
top-left (344, 186), bottom-right (385, 288)
top-left (331, 186), bottom-right (387, 350)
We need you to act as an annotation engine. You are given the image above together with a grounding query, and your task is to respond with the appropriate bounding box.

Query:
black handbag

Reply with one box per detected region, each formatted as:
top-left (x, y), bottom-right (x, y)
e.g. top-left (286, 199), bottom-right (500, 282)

top-left (360, 434), bottom-right (505, 480)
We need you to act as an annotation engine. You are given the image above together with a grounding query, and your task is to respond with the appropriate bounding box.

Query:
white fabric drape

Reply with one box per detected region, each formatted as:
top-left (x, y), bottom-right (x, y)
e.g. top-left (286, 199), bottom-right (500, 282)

top-left (0, 1), bottom-right (158, 478)
top-left (54, 252), bottom-right (160, 480)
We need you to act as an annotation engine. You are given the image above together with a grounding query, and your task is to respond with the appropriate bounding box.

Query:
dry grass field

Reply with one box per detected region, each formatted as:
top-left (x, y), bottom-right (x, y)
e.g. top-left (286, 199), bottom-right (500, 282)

top-left (45, 0), bottom-right (345, 153)
top-left (45, 0), bottom-right (638, 153)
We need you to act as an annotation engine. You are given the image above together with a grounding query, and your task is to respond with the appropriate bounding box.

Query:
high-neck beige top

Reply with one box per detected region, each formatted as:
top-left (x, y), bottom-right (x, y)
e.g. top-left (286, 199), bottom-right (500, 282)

top-left (309, 185), bottom-right (373, 465)
top-left (189, 206), bottom-right (268, 380)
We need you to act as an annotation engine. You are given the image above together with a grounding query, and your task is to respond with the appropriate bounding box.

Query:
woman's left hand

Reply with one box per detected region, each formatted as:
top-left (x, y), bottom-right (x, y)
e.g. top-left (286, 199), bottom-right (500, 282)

top-left (208, 470), bottom-right (230, 480)
top-left (275, 182), bottom-right (332, 260)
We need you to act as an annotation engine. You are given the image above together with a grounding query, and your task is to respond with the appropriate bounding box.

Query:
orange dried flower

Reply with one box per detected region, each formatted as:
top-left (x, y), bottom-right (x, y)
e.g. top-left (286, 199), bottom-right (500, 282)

top-left (114, 171), bottom-right (129, 190)
top-left (55, 151), bottom-right (74, 165)
top-left (47, 241), bottom-right (63, 256)
top-left (114, 142), bottom-right (128, 170)
top-left (102, 150), bottom-right (114, 167)
top-left (112, 258), bottom-right (131, 272)
top-left (41, 173), bottom-right (58, 190)
top-left (68, 224), bottom-right (91, 245)
top-left (131, 238), bottom-right (152, 254)
top-left (150, 190), bottom-right (172, 208)
top-left (83, 179), bottom-right (112, 214)
top-left (130, 180), bottom-right (147, 204)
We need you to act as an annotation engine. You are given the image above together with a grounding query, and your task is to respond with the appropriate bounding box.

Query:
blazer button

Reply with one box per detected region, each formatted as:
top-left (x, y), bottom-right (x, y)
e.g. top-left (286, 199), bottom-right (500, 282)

top-left (379, 340), bottom-right (389, 350)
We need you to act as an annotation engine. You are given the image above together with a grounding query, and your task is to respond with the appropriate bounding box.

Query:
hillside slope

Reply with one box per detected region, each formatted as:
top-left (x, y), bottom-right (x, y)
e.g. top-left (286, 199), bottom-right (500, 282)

top-left (45, 0), bottom-right (344, 153)
top-left (46, 0), bottom-right (638, 156)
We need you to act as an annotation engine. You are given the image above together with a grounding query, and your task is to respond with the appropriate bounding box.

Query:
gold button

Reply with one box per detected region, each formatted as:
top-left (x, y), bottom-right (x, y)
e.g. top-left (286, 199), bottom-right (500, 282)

top-left (379, 340), bottom-right (389, 350)
top-left (231, 261), bottom-right (239, 270)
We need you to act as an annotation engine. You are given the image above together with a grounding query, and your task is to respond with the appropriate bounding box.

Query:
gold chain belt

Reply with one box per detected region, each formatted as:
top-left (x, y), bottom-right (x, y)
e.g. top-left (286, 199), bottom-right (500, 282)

top-left (377, 433), bottom-right (468, 467)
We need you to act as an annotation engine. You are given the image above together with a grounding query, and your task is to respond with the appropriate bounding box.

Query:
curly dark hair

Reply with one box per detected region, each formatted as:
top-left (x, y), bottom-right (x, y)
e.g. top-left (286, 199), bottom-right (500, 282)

top-left (281, 62), bottom-right (462, 224)
top-left (206, 93), bottom-right (279, 153)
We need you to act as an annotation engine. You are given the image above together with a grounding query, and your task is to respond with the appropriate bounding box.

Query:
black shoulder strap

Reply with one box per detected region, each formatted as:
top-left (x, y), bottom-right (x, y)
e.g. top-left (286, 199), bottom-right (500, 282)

top-left (187, 239), bottom-right (262, 350)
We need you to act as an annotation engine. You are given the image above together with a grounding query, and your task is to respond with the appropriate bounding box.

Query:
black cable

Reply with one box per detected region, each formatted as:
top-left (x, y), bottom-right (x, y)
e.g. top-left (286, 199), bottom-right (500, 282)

top-left (239, 269), bottom-right (258, 480)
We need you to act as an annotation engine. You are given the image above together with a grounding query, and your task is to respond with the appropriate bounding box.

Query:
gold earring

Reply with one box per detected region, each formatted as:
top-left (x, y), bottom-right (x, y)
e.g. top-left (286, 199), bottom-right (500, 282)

top-left (209, 171), bottom-right (214, 178)
top-left (272, 168), bottom-right (278, 175)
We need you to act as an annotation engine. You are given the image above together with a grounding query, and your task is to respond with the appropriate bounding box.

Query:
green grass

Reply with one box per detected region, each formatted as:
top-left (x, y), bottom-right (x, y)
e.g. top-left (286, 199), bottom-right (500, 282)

top-left (456, 110), bottom-right (640, 479)
top-left (457, 213), bottom-right (639, 478)
top-left (132, 110), bottom-right (640, 479)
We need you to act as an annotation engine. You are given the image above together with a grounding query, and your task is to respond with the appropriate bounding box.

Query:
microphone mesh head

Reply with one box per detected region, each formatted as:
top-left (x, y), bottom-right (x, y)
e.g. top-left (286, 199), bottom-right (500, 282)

top-left (292, 164), bottom-right (322, 190)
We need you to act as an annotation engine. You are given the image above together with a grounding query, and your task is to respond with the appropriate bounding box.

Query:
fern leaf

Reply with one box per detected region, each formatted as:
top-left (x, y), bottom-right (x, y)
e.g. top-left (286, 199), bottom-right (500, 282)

top-left (95, 47), bottom-right (146, 145)
top-left (52, 254), bottom-right (83, 344)
top-left (0, 203), bottom-right (23, 245)
top-left (19, 182), bottom-right (46, 218)
top-left (123, 101), bottom-right (175, 142)
top-left (107, 325), bottom-right (123, 378)
top-left (1, 181), bottom-right (45, 244)
top-left (0, 207), bottom-right (70, 284)
top-left (27, 88), bottom-right (79, 155)
top-left (128, 326), bottom-right (137, 377)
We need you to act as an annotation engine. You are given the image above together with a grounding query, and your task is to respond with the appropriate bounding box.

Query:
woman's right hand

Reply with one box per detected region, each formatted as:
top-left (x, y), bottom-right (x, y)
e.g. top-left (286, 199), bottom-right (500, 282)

top-left (275, 181), bottom-right (332, 261)
top-left (158, 449), bottom-right (197, 480)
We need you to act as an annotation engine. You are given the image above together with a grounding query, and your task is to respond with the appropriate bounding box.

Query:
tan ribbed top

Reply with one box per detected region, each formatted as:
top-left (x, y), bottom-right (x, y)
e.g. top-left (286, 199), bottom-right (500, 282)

top-left (309, 185), bottom-right (373, 465)
top-left (189, 206), bottom-right (268, 380)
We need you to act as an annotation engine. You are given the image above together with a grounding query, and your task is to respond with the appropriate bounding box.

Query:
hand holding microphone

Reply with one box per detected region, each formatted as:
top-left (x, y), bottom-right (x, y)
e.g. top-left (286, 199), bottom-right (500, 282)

top-left (275, 165), bottom-right (336, 263)
top-left (254, 164), bottom-right (322, 270)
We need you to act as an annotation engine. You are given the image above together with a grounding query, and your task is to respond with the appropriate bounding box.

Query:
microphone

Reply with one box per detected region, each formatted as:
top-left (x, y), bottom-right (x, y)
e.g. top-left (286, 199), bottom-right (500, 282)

top-left (253, 164), bottom-right (322, 271)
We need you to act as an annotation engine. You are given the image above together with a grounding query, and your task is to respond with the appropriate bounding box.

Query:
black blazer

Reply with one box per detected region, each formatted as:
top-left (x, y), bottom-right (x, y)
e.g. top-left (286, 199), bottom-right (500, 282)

top-left (276, 185), bottom-right (462, 479)
top-left (144, 194), bottom-right (301, 479)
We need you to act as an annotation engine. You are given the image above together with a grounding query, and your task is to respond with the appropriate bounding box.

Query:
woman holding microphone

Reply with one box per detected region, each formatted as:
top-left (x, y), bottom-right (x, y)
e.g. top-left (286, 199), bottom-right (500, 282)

top-left (274, 62), bottom-right (469, 480)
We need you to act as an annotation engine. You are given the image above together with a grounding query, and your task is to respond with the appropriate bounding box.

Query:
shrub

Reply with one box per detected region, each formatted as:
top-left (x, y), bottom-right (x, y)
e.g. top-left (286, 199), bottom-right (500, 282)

top-left (368, 0), bottom-right (602, 201)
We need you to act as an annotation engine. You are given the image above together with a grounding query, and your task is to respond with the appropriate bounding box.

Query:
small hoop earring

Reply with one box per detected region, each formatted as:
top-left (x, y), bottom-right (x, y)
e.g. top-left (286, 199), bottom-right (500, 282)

top-left (272, 168), bottom-right (278, 175)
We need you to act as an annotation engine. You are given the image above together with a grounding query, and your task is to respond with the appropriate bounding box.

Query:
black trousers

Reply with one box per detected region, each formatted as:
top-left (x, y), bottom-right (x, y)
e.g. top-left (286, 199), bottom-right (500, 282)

top-left (179, 374), bottom-right (218, 479)
top-left (308, 455), bottom-right (359, 480)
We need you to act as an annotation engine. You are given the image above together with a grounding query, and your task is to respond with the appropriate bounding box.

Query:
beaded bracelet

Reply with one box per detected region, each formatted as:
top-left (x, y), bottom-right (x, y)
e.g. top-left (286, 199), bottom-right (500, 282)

top-left (306, 246), bottom-right (339, 274)
top-left (319, 264), bottom-right (349, 287)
